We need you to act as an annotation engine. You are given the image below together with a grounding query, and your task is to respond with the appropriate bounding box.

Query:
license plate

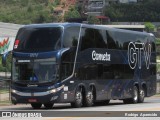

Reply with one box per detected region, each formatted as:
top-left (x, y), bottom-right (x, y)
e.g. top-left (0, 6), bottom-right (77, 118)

top-left (28, 99), bottom-right (37, 102)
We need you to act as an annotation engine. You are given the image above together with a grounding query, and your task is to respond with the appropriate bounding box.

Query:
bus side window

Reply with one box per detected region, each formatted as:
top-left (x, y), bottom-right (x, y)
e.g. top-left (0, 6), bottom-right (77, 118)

top-left (103, 64), bottom-right (114, 79)
top-left (94, 29), bottom-right (107, 48)
top-left (106, 31), bottom-right (118, 49)
top-left (81, 28), bottom-right (108, 50)
top-left (98, 64), bottom-right (103, 79)
top-left (63, 27), bottom-right (80, 48)
top-left (61, 26), bottom-right (80, 80)
top-left (80, 28), bottom-right (95, 51)
top-left (78, 64), bottom-right (98, 80)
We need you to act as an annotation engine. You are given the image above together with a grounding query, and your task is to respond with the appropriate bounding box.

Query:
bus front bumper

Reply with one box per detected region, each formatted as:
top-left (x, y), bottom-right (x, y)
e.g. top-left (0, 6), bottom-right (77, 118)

top-left (11, 89), bottom-right (61, 104)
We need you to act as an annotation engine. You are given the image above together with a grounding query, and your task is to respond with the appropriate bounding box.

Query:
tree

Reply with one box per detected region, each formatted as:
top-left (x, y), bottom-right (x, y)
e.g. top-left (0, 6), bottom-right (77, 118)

top-left (0, 53), bottom-right (12, 72)
top-left (145, 22), bottom-right (155, 32)
top-left (64, 6), bottom-right (81, 21)
top-left (55, 0), bottom-right (60, 5)
top-left (0, 0), bottom-right (58, 24)
top-left (87, 15), bottom-right (100, 24)
top-left (104, 0), bottom-right (160, 22)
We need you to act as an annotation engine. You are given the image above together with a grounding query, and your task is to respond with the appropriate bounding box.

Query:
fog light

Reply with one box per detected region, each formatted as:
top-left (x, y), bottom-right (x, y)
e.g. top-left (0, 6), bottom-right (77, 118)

top-left (50, 96), bottom-right (58, 101)
top-left (11, 96), bottom-right (16, 101)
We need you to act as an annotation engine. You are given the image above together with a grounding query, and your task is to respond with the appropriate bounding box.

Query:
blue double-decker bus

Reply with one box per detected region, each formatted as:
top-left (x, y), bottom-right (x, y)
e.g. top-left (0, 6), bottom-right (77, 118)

top-left (5, 23), bottom-right (156, 109)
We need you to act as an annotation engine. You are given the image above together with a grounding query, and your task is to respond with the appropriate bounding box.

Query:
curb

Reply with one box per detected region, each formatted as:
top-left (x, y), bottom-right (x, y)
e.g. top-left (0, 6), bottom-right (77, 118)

top-left (0, 103), bottom-right (12, 106)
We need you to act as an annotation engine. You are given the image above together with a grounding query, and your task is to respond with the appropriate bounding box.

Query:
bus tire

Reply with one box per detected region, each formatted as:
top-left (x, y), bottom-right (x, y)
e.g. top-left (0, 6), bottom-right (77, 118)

top-left (84, 89), bottom-right (94, 107)
top-left (44, 103), bottom-right (54, 109)
top-left (31, 103), bottom-right (42, 109)
top-left (95, 100), bottom-right (110, 106)
top-left (132, 86), bottom-right (139, 103)
top-left (123, 99), bottom-right (129, 104)
top-left (123, 86), bottom-right (138, 104)
top-left (104, 100), bottom-right (110, 105)
top-left (71, 88), bottom-right (83, 108)
top-left (138, 87), bottom-right (145, 103)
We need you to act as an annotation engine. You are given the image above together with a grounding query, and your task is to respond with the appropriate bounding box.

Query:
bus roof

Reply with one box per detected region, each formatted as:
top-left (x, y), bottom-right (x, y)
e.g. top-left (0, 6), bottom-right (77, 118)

top-left (21, 23), bottom-right (151, 36)
top-left (22, 23), bottom-right (81, 28)
top-left (96, 25), bottom-right (145, 29)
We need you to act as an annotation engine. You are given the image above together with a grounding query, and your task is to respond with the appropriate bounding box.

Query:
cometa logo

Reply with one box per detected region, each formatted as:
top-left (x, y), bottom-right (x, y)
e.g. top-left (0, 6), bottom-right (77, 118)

top-left (128, 42), bottom-right (151, 69)
top-left (92, 50), bottom-right (111, 61)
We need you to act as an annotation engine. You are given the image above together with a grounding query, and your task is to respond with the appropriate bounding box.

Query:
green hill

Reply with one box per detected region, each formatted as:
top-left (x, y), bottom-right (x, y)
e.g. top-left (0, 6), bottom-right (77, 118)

top-left (0, 0), bottom-right (58, 24)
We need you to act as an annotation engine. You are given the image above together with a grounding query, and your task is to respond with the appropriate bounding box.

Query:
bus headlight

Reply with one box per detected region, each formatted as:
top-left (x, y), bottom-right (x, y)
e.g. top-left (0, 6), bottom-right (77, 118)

top-left (49, 89), bottom-right (57, 93)
top-left (49, 85), bottom-right (64, 93)
top-left (11, 89), bottom-right (17, 93)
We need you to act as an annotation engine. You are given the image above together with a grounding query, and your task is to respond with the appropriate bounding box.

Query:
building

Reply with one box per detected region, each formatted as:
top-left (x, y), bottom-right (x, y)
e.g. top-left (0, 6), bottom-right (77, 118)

top-left (86, 0), bottom-right (121, 16)
top-left (87, 0), bottom-right (105, 16)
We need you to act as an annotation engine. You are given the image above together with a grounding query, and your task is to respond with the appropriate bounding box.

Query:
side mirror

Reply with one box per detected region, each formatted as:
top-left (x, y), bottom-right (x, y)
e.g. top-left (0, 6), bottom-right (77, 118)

top-left (2, 51), bottom-right (11, 67)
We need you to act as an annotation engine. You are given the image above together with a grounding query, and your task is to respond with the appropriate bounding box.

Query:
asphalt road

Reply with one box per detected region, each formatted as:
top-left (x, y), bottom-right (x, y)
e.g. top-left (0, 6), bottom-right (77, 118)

top-left (0, 96), bottom-right (160, 111)
top-left (0, 96), bottom-right (160, 120)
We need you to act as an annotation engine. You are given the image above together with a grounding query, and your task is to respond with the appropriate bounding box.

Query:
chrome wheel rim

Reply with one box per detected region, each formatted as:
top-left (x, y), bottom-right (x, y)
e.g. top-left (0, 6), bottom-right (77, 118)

top-left (140, 89), bottom-right (145, 99)
top-left (134, 88), bottom-right (138, 101)
top-left (87, 91), bottom-right (93, 104)
top-left (75, 92), bottom-right (82, 104)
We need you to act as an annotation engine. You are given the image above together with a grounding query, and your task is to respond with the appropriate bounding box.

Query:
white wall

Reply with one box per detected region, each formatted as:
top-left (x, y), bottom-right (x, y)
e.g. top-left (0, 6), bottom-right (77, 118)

top-left (119, 0), bottom-right (137, 3)
top-left (119, 0), bottom-right (129, 3)
top-left (129, 0), bottom-right (137, 3)
top-left (0, 37), bottom-right (15, 54)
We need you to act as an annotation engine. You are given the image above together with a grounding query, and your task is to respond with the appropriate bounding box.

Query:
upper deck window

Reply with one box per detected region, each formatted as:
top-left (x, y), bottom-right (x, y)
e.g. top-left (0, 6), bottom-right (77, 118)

top-left (80, 28), bottom-right (107, 51)
top-left (63, 26), bottom-right (80, 48)
top-left (14, 27), bottom-right (62, 52)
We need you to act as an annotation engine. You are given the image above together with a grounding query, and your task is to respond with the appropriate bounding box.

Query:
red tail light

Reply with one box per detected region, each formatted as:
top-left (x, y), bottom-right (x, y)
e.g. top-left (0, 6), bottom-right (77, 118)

top-left (14, 40), bottom-right (20, 49)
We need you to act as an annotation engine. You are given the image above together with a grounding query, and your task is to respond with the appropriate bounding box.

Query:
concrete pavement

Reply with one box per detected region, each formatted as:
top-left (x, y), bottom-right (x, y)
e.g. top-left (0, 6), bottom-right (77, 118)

top-left (0, 93), bottom-right (9, 101)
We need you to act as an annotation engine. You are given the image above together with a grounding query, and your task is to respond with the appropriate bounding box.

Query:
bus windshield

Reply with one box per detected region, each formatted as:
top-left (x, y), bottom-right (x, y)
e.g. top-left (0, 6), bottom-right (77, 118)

top-left (14, 27), bottom-right (62, 52)
top-left (12, 58), bottom-right (59, 84)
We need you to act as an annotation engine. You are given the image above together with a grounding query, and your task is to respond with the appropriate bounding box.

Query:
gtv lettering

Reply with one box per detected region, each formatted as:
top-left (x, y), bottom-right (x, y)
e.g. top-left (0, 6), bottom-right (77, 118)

top-left (30, 53), bottom-right (39, 58)
top-left (128, 42), bottom-right (151, 69)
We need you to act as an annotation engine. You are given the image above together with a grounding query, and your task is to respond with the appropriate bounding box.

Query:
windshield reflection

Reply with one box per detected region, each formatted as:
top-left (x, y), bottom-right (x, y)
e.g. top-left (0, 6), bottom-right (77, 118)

top-left (12, 58), bottom-right (59, 83)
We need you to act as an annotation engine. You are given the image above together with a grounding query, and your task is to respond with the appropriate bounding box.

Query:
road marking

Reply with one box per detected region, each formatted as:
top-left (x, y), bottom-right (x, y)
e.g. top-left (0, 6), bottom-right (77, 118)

top-left (133, 107), bottom-right (160, 111)
top-left (46, 117), bottom-right (75, 120)
top-left (44, 107), bottom-right (160, 120)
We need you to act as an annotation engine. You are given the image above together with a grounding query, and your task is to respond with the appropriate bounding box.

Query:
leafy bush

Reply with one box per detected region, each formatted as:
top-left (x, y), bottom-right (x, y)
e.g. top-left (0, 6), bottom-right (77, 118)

top-left (0, 53), bottom-right (11, 72)
top-left (156, 38), bottom-right (160, 45)
top-left (64, 6), bottom-right (81, 21)
top-left (0, 0), bottom-right (56, 24)
top-left (87, 15), bottom-right (100, 24)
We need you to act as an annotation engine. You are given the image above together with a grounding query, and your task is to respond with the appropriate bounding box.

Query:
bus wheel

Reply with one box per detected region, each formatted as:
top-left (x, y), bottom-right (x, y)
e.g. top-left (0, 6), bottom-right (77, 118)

top-left (123, 99), bottom-right (130, 104)
top-left (95, 100), bottom-right (110, 106)
top-left (132, 86), bottom-right (138, 103)
top-left (71, 88), bottom-right (83, 108)
top-left (138, 88), bottom-right (145, 103)
top-left (104, 100), bottom-right (110, 105)
top-left (123, 86), bottom-right (138, 104)
top-left (31, 103), bottom-right (42, 109)
top-left (44, 103), bottom-right (54, 109)
top-left (84, 89), bottom-right (94, 107)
